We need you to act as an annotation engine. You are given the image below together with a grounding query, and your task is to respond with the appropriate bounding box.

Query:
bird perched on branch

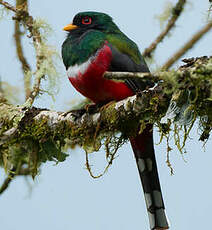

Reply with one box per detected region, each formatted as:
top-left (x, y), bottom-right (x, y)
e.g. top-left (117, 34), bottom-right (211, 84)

top-left (62, 11), bottom-right (169, 230)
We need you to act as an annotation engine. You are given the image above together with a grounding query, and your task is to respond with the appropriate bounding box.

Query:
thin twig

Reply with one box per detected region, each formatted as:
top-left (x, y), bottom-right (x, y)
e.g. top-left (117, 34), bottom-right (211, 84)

top-left (104, 71), bottom-right (152, 81)
top-left (0, 0), bottom-right (17, 12)
top-left (142, 0), bottom-right (187, 58)
top-left (0, 176), bottom-right (13, 194)
top-left (0, 0), bottom-right (44, 106)
top-left (0, 166), bottom-right (30, 195)
top-left (14, 0), bottom-right (31, 100)
top-left (162, 21), bottom-right (212, 70)
top-left (0, 167), bottom-right (16, 195)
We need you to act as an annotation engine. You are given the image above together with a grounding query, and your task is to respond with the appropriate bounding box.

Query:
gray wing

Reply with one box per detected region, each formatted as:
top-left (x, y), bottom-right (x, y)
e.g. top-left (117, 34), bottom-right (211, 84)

top-left (107, 43), bottom-right (151, 92)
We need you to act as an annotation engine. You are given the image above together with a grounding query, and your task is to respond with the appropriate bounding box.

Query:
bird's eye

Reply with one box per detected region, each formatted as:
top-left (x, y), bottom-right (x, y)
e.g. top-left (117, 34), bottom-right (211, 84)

top-left (82, 17), bottom-right (92, 25)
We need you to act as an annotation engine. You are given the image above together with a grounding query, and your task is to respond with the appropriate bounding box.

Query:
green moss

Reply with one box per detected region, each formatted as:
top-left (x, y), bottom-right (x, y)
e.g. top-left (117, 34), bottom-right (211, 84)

top-left (0, 57), bottom-right (212, 179)
top-left (155, 1), bottom-right (173, 29)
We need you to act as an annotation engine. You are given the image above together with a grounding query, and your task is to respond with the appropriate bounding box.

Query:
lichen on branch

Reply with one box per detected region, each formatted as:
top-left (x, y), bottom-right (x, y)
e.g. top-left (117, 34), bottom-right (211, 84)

top-left (0, 56), bottom-right (211, 182)
top-left (0, 0), bottom-right (60, 106)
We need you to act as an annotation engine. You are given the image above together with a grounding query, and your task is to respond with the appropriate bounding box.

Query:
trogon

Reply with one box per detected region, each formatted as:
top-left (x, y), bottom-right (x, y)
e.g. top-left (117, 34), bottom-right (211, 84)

top-left (62, 11), bottom-right (169, 230)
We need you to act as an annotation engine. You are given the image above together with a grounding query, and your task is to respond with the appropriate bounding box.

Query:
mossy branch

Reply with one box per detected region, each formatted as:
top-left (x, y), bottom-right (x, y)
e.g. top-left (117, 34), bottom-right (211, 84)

top-left (142, 0), bottom-right (187, 58)
top-left (0, 56), bottom-right (211, 186)
top-left (14, 0), bottom-right (31, 100)
top-left (0, 0), bottom-right (58, 106)
top-left (162, 21), bottom-right (212, 70)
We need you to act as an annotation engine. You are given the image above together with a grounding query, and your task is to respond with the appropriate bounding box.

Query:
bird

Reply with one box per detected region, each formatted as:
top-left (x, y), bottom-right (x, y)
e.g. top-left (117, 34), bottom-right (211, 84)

top-left (62, 11), bottom-right (169, 230)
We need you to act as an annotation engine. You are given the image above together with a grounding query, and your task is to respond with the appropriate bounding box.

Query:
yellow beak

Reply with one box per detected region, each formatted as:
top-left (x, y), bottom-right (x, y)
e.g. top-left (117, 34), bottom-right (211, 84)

top-left (63, 23), bottom-right (78, 31)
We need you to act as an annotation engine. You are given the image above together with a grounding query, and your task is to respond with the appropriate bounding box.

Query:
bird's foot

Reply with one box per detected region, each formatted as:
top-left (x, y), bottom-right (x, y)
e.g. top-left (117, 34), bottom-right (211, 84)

top-left (65, 101), bottom-right (115, 121)
top-left (84, 103), bottom-right (101, 114)
top-left (99, 100), bottom-right (115, 111)
top-left (65, 108), bottom-right (87, 120)
top-left (68, 102), bottom-right (108, 120)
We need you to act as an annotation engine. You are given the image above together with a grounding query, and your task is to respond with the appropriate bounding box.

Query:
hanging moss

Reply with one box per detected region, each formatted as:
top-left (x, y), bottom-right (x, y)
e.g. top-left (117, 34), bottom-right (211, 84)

top-left (0, 56), bottom-right (211, 179)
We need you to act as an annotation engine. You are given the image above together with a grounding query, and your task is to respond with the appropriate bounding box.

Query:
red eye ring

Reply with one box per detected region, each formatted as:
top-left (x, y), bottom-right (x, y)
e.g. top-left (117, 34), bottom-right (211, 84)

top-left (82, 17), bottom-right (92, 25)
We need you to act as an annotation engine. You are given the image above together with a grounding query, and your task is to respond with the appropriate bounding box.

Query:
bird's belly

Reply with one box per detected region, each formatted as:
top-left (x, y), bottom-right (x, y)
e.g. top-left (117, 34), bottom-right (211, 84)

top-left (69, 74), bottom-right (133, 103)
top-left (67, 44), bottom-right (134, 103)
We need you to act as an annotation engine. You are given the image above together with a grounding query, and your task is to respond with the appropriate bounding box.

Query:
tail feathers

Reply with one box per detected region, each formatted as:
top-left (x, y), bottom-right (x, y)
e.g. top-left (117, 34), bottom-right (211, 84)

top-left (130, 125), bottom-right (169, 230)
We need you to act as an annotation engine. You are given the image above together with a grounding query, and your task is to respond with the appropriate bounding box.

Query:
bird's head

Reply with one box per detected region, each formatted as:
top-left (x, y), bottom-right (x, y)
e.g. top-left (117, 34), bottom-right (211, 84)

top-left (63, 11), bottom-right (120, 35)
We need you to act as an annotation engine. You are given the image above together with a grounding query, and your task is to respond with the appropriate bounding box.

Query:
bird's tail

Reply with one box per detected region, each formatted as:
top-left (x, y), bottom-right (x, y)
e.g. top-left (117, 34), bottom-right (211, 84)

top-left (130, 124), bottom-right (169, 230)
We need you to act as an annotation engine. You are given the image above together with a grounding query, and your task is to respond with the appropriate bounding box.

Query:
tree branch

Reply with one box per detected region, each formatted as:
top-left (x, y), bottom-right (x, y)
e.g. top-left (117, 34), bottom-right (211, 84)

top-left (0, 57), bottom-right (211, 181)
top-left (142, 0), bottom-right (187, 58)
top-left (0, 0), bottom-right (50, 106)
top-left (161, 21), bottom-right (212, 70)
top-left (0, 0), bottom-right (17, 12)
top-left (14, 0), bottom-right (31, 100)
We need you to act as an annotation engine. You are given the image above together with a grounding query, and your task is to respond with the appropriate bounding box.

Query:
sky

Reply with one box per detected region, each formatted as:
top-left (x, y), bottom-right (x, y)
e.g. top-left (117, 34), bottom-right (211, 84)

top-left (0, 0), bottom-right (212, 230)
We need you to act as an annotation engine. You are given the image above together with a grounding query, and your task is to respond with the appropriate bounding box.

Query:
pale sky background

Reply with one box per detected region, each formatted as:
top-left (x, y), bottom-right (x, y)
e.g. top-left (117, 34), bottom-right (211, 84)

top-left (0, 0), bottom-right (212, 230)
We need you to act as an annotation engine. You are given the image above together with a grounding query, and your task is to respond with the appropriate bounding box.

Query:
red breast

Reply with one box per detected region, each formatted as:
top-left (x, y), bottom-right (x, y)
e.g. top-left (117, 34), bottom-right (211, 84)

top-left (68, 43), bottom-right (134, 103)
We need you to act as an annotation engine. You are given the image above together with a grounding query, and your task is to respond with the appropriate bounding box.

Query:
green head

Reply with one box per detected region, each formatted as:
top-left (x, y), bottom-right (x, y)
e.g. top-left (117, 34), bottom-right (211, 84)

top-left (62, 11), bottom-right (143, 69)
top-left (63, 11), bottom-right (120, 35)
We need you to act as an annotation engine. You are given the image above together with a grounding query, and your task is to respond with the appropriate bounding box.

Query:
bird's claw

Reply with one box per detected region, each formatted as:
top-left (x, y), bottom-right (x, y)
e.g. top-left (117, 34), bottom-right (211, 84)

top-left (69, 108), bottom-right (87, 120)
top-left (67, 102), bottom-right (106, 121)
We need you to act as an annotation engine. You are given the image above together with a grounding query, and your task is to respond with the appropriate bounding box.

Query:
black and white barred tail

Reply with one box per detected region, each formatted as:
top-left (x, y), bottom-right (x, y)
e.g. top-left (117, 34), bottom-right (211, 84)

top-left (130, 125), bottom-right (169, 230)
